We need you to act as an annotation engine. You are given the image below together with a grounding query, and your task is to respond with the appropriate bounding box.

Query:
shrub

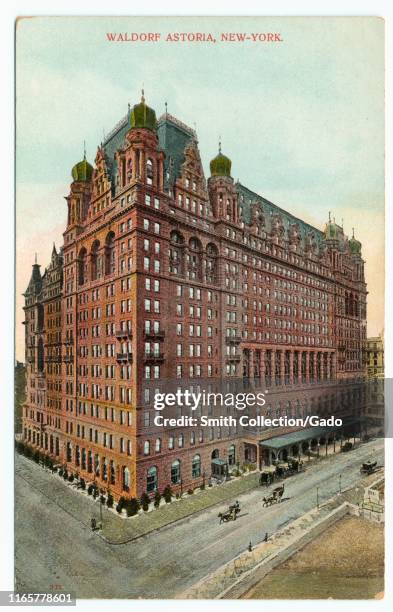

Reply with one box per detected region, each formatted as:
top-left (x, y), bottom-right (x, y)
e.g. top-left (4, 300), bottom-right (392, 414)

top-left (15, 440), bottom-right (24, 454)
top-left (116, 496), bottom-right (125, 514)
top-left (100, 494), bottom-right (106, 505)
top-left (107, 493), bottom-right (114, 508)
top-left (33, 450), bottom-right (40, 463)
top-left (163, 485), bottom-right (173, 504)
top-left (80, 478), bottom-right (86, 490)
top-left (125, 498), bottom-right (140, 517)
top-left (63, 469), bottom-right (68, 481)
top-left (68, 474), bottom-right (74, 483)
top-left (154, 491), bottom-right (161, 508)
top-left (140, 492), bottom-right (150, 512)
top-left (187, 488), bottom-right (194, 495)
top-left (200, 483), bottom-right (205, 491)
top-left (93, 486), bottom-right (99, 499)
top-left (208, 482), bottom-right (213, 488)
top-left (87, 484), bottom-right (93, 496)
top-left (116, 502), bottom-right (123, 514)
top-left (24, 445), bottom-right (32, 459)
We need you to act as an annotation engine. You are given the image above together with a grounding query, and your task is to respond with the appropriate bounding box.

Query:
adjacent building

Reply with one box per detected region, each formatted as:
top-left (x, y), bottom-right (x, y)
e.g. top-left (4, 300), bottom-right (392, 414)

top-left (366, 332), bottom-right (384, 378)
top-left (22, 94), bottom-right (368, 499)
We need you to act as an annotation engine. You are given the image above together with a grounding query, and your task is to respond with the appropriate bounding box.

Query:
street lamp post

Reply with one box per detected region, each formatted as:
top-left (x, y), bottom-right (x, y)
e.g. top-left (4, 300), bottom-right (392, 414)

top-left (180, 479), bottom-right (183, 497)
top-left (339, 474), bottom-right (342, 494)
top-left (316, 486), bottom-right (320, 509)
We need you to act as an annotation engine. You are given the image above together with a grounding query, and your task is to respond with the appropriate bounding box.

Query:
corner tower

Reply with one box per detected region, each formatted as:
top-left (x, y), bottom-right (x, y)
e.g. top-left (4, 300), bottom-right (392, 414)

top-left (115, 91), bottom-right (165, 192)
top-left (208, 143), bottom-right (238, 223)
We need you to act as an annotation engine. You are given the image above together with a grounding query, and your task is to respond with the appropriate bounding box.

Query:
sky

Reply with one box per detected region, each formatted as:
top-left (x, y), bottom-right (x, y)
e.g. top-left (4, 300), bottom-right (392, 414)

top-left (15, 16), bottom-right (385, 361)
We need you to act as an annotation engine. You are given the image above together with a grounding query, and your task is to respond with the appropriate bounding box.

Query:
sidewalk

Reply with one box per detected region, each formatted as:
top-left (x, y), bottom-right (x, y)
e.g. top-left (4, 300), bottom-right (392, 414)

top-left (15, 452), bottom-right (260, 544)
top-left (14, 439), bottom-right (374, 545)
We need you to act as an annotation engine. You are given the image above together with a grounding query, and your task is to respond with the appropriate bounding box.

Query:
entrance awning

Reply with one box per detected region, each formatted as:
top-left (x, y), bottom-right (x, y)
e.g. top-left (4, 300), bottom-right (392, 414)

top-left (211, 458), bottom-right (228, 466)
top-left (259, 425), bottom-right (335, 450)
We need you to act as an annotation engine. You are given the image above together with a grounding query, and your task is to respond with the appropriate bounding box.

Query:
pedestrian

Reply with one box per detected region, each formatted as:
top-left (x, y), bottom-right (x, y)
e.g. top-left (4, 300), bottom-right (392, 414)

top-left (248, 541), bottom-right (252, 552)
top-left (264, 532), bottom-right (268, 542)
top-left (91, 517), bottom-right (97, 531)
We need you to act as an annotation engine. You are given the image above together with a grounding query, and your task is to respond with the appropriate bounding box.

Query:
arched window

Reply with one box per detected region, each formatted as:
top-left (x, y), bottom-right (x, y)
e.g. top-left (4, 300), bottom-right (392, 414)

top-left (127, 158), bottom-right (133, 181)
top-left (105, 232), bottom-right (115, 275)
top-left (37, 337), bottom-right (45, 372)
top-left (81, 448), bottom-right (87, 470)
top-left (144, 440), bottom-right (150, 456)
top-left (228, 445), bottom-right (236, 466)
top-left (66, 441), bottom-right (72, 463)
top-left (147, 466), bottom-right (158, 492)
top-left (171, 459), bottom-right (181, 484)
top-left (102, 457), bottom-right (108, 481)
top-left (192, 454), bottom-right (201, 478)
top-left (94, 453), bottom-right (100, 477)
top-left (75, 445), bottom-right (80, 467)
top-left (110, 460), bottom-right (115, 484)
top-left (169, 231), bottom-right (185, 276)
top-left (188, 237), bottom-right (202, 281)
top-left (91, 240), bottom-right (101, 281)
top-left (206, 242), bottom-right (218, 284)
top-left (78, 247), bottom-right (87, 285)
top-left (146, 158), bottom-right (153, 185)
top-left (87, 450), bottom-right (93, 473)
top-left (122, 466), bottom-right (130, 492)
top-left (155, 438), bottom-right (161, 453)
top-left (178, 433), bottom-right (184, 448)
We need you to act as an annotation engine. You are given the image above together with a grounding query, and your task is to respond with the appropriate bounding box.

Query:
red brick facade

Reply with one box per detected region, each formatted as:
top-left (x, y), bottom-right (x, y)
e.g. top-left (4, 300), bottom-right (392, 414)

top-left (22, 97), bottom-right (367, 500)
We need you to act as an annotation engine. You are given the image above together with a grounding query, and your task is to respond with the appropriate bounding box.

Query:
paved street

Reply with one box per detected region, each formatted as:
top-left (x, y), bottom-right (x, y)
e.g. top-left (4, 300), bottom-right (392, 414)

top-left (15, 438), bottom-right (384, 599)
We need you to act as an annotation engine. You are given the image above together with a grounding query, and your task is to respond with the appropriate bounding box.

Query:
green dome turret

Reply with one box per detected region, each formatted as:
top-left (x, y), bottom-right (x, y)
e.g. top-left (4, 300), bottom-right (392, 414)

top-left (349, 230), bottom-right (362, 255)
top-left (324, 213), bottom-right (341, 240)
top-left (130, 91), bottom-right (157, 131)
top-left (71, 154), bottom-right (93, 182)
top-left (210, 142), bottom-right (232, 177)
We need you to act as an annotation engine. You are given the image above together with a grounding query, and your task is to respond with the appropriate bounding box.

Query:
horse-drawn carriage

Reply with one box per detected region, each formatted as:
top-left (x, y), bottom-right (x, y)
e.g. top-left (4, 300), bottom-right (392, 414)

top-left (259, 457), bottom-right (303, 485)
top-left (360, 460), bottom-right (377, 475)
top-left (218, 501), bottom-right (241, 524)
top-left (262, 484), bottom-right (285, 507)
top-left (259, 466), bottom-right (277, 486)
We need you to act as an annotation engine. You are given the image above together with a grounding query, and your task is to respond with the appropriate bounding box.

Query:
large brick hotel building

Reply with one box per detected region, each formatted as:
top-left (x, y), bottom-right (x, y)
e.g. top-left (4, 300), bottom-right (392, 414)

top-left (22, 94), bottom-right (367, 499)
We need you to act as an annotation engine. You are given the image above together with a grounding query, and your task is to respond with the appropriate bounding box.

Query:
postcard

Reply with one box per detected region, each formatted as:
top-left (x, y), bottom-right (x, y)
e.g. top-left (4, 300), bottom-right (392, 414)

top-left (13, 15), bottom-right (385, 605)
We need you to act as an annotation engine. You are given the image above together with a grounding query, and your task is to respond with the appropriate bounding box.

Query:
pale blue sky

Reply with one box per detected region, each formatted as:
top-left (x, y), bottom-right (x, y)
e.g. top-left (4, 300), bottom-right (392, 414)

top-left (15, 16), bottom-right (385, 359)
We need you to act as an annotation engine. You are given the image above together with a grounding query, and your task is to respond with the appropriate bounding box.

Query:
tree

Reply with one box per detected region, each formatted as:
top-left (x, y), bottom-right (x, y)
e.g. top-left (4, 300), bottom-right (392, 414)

top-left (125, 498), bottom-right (140, 517)
top-left (107, 493), bottom-right (114, 508)
top-left (163, 485), bottom-right (173, 504)
top-left (140, 492), bottom-right (150, 512)
top-left (116, 496), bottom-right (125, 514)
top-left (154, 491), bottom-right (161, 508)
